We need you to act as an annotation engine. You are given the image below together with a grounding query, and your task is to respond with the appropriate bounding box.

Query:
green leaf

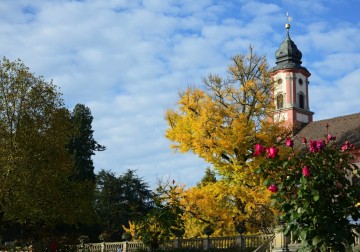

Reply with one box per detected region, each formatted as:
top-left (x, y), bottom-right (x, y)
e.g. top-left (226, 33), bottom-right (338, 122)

top-left (270, 198), bottom-right (277, 207)
top-left (297, 190), bottom-right (303, 197)
top-left (312, 236), bottom-right (321, 246)
top-left (312, 216), bottom-right (318, 224)
top-left (292, 228), bottom-right (300, 240)
top-left (282, 161), bottom-right (289, 168)
top-left (313, 194), bottom-right (320, 201)
top-left (254, 167), bottom-right (262, 174)
top-left (300, 230), bottom-right (307, 240)
top-left (263, 179), bottom-right (272, 186)
top-left (283, 224), bottom-right (292, 235)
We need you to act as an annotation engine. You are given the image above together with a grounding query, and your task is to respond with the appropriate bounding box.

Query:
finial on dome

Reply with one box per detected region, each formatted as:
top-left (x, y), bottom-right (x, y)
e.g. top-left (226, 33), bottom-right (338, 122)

top-left (285, 12), bottom-right (292, 30)
top-left (271, 11), bottom-right (309, 74)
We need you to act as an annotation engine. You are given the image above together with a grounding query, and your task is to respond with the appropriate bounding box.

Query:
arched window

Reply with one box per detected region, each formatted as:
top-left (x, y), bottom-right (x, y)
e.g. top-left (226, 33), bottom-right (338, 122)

top-left (276, 94), bottom-right (283, 109)
top-left (299, 93), bottom-right (305, 109)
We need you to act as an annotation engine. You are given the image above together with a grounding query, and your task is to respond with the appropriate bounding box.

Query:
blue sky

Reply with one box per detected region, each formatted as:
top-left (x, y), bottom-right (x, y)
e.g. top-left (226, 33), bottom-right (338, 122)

top-left (0, 0), bottom-right (359, 188)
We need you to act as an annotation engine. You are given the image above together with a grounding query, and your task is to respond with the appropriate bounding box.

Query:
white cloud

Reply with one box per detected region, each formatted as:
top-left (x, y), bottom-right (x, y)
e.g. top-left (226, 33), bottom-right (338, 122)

top-left (312, 53), bottom-right (360, 78)
top-left (311, 68), bottom-right (360, 120)
top-left (0, 0), bottom-right (359, 187)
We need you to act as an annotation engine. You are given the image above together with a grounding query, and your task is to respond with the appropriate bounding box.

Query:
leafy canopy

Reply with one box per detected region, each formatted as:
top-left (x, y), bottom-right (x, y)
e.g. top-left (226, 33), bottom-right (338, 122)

top-left (165, 46), bottom-right (289, 184)
top-left (165, 47), bottom-right (290, 234)
top-left (131, 180), bottom-right (185, 251)
top-left (0, 57), bottom-right (101, 239)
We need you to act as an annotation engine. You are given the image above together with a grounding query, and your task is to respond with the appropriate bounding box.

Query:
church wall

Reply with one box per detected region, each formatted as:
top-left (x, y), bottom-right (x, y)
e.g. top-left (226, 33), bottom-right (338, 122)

top-left (296, 112), bottom-right (309, 123)
top-left (274, 112), bottom-right (288, 122)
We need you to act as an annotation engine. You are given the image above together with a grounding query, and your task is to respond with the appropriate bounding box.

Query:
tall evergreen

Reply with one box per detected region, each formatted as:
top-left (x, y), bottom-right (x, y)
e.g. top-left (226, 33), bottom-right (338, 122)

top-left (68, 104), bottom-right (105, 181)
top-left (198, 167), bottom-right (217, 187)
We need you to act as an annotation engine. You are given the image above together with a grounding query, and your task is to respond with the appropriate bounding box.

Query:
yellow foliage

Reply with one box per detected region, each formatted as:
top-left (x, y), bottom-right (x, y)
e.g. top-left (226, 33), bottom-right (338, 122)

top-left (165, 47), bottom-right (291, 183)
top-left (122, 221), bottom-right (138, 241)
top-left (165, 47), bottom-right (291, 235)
top-left (179, 180), bottom-right (275, 238)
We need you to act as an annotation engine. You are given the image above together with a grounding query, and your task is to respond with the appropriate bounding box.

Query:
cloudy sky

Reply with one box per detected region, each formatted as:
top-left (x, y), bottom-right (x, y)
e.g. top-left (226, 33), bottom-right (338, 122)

top-left (1, 0), bottom-right (359, 188)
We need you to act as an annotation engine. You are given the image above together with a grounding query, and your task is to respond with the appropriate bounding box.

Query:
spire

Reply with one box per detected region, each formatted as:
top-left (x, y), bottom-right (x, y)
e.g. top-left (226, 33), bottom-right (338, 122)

top-left (271, 13), bottom-right (309, 74)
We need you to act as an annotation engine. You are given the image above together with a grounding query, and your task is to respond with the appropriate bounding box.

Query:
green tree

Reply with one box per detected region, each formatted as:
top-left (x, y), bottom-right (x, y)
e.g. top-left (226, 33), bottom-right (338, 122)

top-left (135, 181), bottom-right (184, 251)
top-left (198, 167), bottom-right (217, 187)
top-left (120, 170), bottom-right (153, 222)
top-left (68, 104), bottom-right (105, 181)
top-left (95, 169), bottom-right (152, 240)
top-left (0, 57), bottom-right (94, 240)
top-left (95, 170), bottom-right (121, 235)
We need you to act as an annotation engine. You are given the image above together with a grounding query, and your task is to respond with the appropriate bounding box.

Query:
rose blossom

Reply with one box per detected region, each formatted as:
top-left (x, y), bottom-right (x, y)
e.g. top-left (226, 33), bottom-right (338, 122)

top-left (341, 141), bottom-right (354, 151)
top-left (327, 134), bottom-right (336, 141)
top-left (286, 138), bottom-right (294, 147)
top-left (302, 166), bottom-right (310, 177)
top-left (309, 140), bottom-right (325, 153)
top-left (268, 184), bottom-right (278, 193)
top-left (316, 140), bottom-right (325, 150)
top-left (302, 137), bottom-right (307, 144)
top-left (266, 146), bottom-right (279, 158)
top-left (309, 140), bottom-right (318, 153)
top-left (341, 143), bottom-right (348, 151)
top-left (254, 143), bottom-right (265, 156)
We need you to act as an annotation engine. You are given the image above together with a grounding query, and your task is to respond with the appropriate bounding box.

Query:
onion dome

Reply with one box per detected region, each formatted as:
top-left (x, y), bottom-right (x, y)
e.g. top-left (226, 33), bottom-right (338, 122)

top-left (271, 23), bottom-right (309, 74)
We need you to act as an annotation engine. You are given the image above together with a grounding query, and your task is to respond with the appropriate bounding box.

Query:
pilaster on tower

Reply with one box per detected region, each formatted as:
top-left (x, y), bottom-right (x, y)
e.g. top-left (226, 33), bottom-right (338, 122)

top-left (270, 19), bottom-right (314, 131)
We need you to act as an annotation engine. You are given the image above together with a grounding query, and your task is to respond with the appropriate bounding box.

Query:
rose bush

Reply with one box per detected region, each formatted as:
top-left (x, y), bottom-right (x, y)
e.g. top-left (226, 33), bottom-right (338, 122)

top-left (255, 134), bottom-right (360, 251)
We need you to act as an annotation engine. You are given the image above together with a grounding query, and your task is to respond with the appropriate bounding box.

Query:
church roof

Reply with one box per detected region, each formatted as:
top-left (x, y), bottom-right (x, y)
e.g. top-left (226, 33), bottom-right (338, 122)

top-left (270, 25), bottom-right (310, 74)
top-left (295, 112), bottom-right (360, 148)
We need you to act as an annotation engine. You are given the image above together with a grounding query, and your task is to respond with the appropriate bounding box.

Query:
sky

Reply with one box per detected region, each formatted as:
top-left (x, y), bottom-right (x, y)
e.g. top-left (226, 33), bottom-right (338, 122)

top-left (0, 0), bottom-right (359, 188)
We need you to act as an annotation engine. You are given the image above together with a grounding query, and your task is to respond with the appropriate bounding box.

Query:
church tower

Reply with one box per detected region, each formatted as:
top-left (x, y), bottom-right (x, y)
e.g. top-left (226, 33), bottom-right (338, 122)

top-left (270, 21), bottom-right (314, 129)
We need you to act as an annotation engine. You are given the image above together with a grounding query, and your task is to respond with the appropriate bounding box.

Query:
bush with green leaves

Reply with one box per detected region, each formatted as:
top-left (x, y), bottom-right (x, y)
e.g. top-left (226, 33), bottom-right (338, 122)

top-left (135, 181), bottom-right (185, 252)
top-left (255, 134), bottom-right (360, 251)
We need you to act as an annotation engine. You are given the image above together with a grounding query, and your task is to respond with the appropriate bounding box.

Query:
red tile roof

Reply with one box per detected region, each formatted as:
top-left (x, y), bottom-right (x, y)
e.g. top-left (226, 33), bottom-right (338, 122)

top-left (294, 112), bottom-right (360, 149)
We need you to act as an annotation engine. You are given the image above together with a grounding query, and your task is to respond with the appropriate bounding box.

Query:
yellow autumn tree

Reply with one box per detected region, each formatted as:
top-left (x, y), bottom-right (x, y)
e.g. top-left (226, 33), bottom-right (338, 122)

top-left (181, 180), bottom-right (276, 238)
top-left (165, 47), bottom-right (290, 234)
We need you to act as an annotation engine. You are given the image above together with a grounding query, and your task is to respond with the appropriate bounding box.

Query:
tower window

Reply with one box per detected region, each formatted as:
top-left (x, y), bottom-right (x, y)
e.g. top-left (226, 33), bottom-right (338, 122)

top-left (276, 94), bottom-right (283, 109)
top-left (299, 78), bottom-right (303, 85)
top-left (299, 94), bottom-right (305, 109)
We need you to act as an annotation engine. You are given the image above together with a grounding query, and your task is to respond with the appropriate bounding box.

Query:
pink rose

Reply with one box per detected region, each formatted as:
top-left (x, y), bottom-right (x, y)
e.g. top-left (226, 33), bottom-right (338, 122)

top-left (286, 138), bottom-right (294, 147)
top-left (266, 146), bottom-right (279, 158)
top-left (302, 137), bottom-right (307, 144)
top-left (309, 140), bottom-right (324, 153)
top-left (268, 184), bottom-right (278, 193)
top-left (254, 143), bottom-right (265, 156)
top-left (309, 140), bottom-right (318, 153)
top-left (341, 141), bottom-right (354, 151)
top-left (341, 143), bottom-right (348, 151)
top-left (302, 166), bottom-right (310, 177)
top-left (316, 140), bottom-right (324, 150)
top-left (327, 134), bottom-right (336, 141)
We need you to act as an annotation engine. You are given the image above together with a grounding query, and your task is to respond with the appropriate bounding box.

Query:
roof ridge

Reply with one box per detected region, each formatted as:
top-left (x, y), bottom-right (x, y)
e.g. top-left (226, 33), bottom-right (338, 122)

top-left (314, 112), bottom-right (360, 123)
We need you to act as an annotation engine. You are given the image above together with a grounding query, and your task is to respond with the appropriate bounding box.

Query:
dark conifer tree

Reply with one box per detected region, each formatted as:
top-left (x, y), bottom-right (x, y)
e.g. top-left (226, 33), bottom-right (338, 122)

top-left (68, 104), bottom-right (105, 181)
top-left (198, 167), bottom-right (217, 187)
top-left (95, 169), bottom-right (152, 240)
